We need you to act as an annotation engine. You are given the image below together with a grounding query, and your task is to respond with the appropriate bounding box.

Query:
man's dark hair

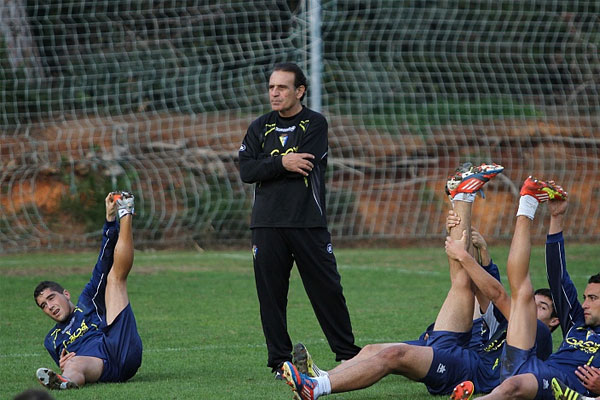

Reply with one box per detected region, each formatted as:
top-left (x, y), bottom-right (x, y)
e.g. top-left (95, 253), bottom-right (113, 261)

top-left (34, 281), bottom-right (65, 305)
top-left (589, 273), bottom-right (600, 284)
top-left (272, 62), bottom-right (308, 101)
top-left (534, 288), bottom-right (558, 319)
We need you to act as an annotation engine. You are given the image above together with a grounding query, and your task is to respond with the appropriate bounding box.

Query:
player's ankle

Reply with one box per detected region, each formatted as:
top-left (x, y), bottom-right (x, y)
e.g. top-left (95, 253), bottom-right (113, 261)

top-left (516, 195), bottom-right (538, 220)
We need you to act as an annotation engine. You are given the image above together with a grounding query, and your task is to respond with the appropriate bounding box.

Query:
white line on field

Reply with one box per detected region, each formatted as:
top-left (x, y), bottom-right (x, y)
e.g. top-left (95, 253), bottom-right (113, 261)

top-left (219, 253), bottom-right (251, 260)
top-left (338, 265), bottom-right (445, 275)
top-left (339, 264), bottom-right (594, 280)
top-left (0, 338), bottom-right (401, 359)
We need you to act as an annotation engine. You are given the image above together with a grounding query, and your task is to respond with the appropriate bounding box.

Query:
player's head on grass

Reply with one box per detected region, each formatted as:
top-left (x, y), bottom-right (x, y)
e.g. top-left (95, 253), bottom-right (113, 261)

top-left (34, 280), bottom-right (75, 323)
top-left (583, 273), bottom-right (600, 327)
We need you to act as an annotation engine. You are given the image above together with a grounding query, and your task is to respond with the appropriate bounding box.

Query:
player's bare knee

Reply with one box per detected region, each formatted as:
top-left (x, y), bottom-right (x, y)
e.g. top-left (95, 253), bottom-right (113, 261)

top-left (450, 270), bottom-right (473, 290)
top-left (511, 285), bottom-right (535, 305)
top-left (379, 344), bottom-right (413, 370)
top-left (107, 271), bottom-right (128, 288)
top-left (356, 343), bottom-right (380, 358)
top-left (493, 376), bottom-right (528, 397)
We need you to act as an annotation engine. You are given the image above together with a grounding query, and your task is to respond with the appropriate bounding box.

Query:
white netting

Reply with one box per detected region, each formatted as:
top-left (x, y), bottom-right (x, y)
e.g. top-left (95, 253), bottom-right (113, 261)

top-left (1, 0), bottom-right (599, 252)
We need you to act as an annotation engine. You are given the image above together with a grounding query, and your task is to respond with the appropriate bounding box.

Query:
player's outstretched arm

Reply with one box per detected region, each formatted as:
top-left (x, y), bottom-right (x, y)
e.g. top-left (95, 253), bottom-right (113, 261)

top-left (548, 193), bottom-right (568, 235)
top-left (544, 191), bottom-right (581, 336)
top-left (471, 228), bottom-right (491, 266)
top-left (105, 193), bottom-right (117, 222)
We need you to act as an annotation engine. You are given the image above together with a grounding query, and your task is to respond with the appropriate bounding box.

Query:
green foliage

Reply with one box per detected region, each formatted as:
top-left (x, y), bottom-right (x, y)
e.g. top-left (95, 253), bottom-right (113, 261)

top-left (333, 96), bottom-right (544, 135)
top-left (0, 218), bottom-right (9, 235)
top-left (56, 166), bottom-right (127, 233)
top-left (327, 188), bottom-right (358, 236)
top-left (1, 243), bottom-right (598, 398)
top-left (190, 174), bottom-right (251, 242)
top-left (0, 39), bottom-right (51, 126)
top-left (322, 0), bottom-right (600, 128)
top-left (57, 178), bottom-right (113, 232)
top-left (7, 0), bottom-right (299, 124)
top-left (1, 1), bottom-right (596, 127)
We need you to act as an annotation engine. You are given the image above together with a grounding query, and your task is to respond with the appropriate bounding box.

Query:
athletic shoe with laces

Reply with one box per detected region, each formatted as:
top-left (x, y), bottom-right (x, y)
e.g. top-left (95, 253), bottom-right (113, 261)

top-left (519, 177), bottom-right (567, 202)
top-left (113, 191), bottom-right (135, 219)
top-left (445, 162), bottom-right (504, 199)
top-left (293, 343), bottom-right (328, 378)
top-left (282, 361), bottom-right (318, 400)
top-left (36, 368), bottom-right (79, 390)
top-left (551, 377), bottom-right (591, 400)
top-left (450, 380), bottom-right (474, 400)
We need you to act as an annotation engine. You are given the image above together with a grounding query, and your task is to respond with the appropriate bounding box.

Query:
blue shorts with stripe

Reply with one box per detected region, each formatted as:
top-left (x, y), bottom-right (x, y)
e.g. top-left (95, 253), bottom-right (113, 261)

top-left (98, 304), bottom-right (143, 382)
top-left (500, 344), bottom-right (579, 400)
top-left (421, 330), bottom-right (480, 395)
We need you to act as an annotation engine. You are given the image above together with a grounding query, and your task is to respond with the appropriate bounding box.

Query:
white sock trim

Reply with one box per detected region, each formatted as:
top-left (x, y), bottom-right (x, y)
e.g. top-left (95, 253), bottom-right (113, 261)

top-left (313, 364), bottom-right (329, 377)
top-left (315, 376), bottom-right (331, 398)
top-left (118, 209), bottom-right (134, 219)
top-left (516, 195), bottom-right (539, 220)
top-left (452, 193), bottom-right (476, 203)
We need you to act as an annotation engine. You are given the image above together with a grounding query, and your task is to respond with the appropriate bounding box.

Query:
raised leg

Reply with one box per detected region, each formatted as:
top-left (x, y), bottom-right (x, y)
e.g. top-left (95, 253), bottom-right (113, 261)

top-left (504, 215), bottom-right (537, 350)
top-left (105, 192), bottom-right (136, 325)
top-left (434, 199), bottom-right (475, 332)
top-left (435, 162), bottom-right (504, 332)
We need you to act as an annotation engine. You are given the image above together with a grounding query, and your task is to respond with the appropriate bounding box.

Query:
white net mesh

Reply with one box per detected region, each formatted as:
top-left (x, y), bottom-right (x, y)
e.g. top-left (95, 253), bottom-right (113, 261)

top-left (1, 0), bottom-right (599, 252)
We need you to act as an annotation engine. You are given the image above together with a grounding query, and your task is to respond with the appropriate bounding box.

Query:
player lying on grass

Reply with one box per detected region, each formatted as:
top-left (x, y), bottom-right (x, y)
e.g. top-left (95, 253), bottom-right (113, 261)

top-left (455, 177), bottom-right (600, 400)
top-left (279, 163), bottom-right (555, 400)
top-left (34, 192), bottom-right (142, 389)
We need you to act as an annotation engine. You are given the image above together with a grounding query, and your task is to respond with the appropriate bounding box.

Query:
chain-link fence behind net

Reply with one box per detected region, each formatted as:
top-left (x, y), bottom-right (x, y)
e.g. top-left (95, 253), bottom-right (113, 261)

top-left (1, 0), bottom-right (599, 252)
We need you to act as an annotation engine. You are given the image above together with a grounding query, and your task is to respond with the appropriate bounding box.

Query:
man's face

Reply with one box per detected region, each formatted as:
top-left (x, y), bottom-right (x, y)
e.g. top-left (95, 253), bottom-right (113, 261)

top-left (582, 282), bottom-right (600, 327)
top-left (269, 70), bottom-right (304, 117)
top-left (535, 294), bottom-right (558, 330)
top-left (36, 288), bottom-right (73, 323)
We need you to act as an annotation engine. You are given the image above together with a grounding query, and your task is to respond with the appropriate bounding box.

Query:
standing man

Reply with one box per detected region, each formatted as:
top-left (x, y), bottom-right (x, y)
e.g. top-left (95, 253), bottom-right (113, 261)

top-left (34, 191), bottom-right (142, 389)
top-left (238, 62), bottom-right (361, 376)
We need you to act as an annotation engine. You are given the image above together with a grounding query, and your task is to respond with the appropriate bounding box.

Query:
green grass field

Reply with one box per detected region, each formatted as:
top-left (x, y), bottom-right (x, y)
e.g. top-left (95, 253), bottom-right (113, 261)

top-left (1, 243), bottom-right (598, 399)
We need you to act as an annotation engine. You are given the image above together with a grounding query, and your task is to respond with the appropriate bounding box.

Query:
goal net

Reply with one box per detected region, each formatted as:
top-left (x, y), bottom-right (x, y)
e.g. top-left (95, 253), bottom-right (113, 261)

top-left (1, 0), bottom-right (599, 252)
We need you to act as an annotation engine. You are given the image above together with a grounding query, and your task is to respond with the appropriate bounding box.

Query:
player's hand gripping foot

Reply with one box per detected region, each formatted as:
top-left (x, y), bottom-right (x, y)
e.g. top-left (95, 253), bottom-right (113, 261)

top-left (36, 368), bottom-right (79, 390)
top-left (451, 380), bottom-right (474, 400)
top-left (445, 162), bottom-right (504, 199)
top-left (282, 361), bottom-right (318, 400)
top-left (112, 191), bottom-right (135, 219)
top-left (520, 177), bottom-right (567, 202)
top-left (293, 343), bottom-right (327, 378)
top-left (551, 377), bottom-right (590, 400)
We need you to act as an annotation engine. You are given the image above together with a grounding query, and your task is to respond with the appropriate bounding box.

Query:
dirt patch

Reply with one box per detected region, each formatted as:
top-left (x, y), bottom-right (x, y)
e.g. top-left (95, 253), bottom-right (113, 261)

top-left (2, 112), bottom-right (600, 247)
top-left (0, 179), bottom-right (67, 214)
